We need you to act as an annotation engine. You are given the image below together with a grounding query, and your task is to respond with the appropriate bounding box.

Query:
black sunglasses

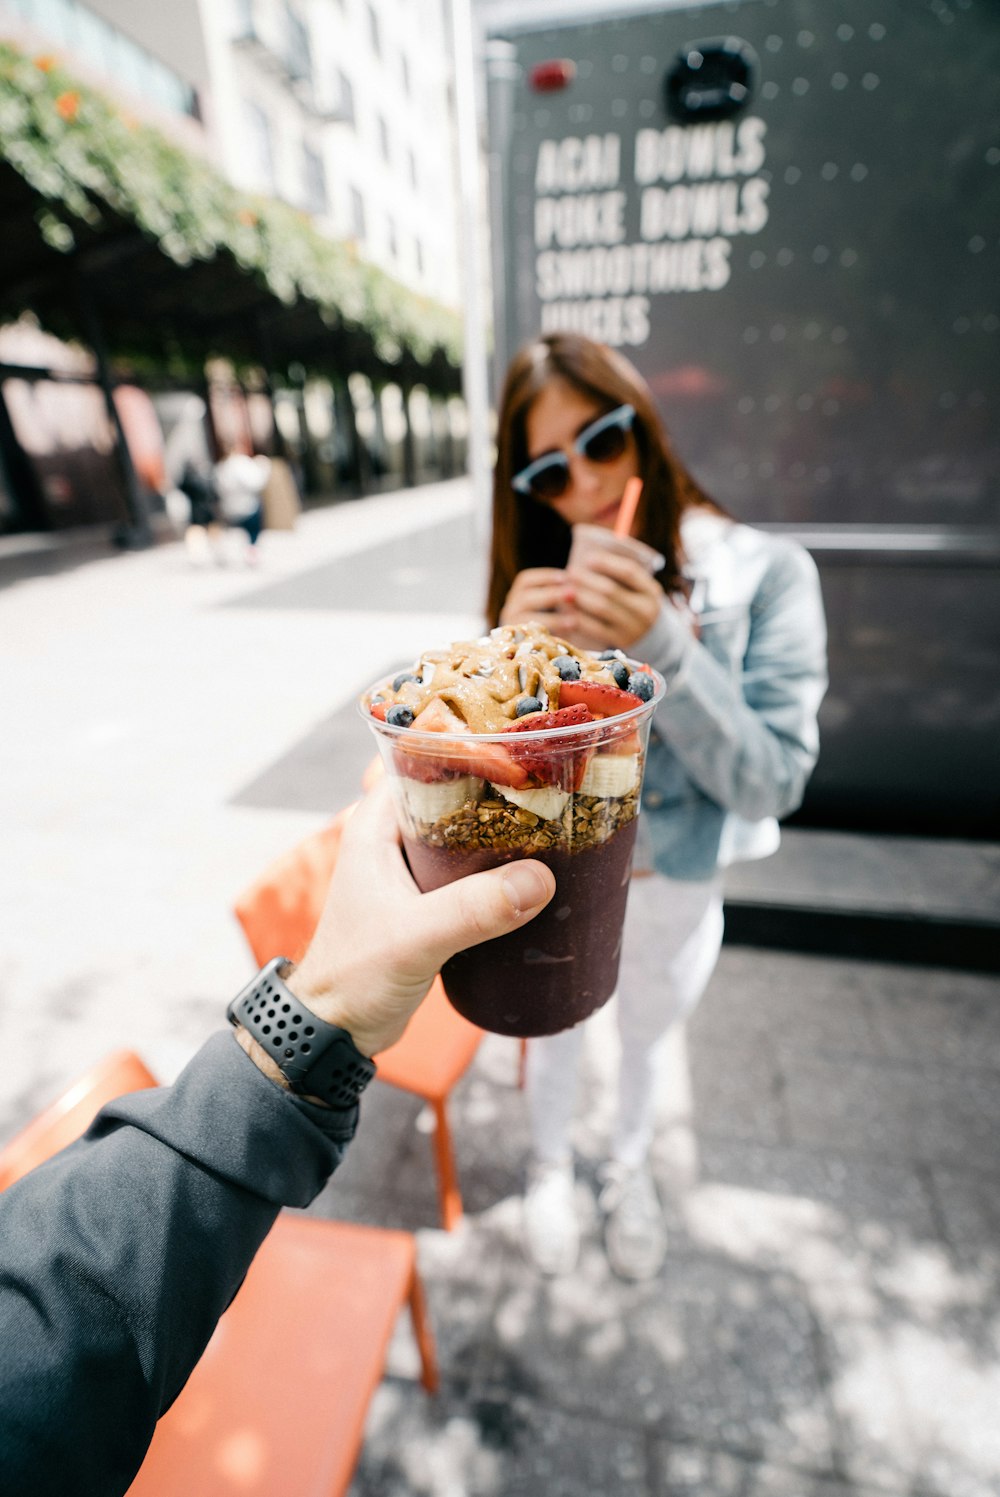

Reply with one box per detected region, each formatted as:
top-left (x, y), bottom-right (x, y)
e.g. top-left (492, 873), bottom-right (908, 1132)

top-left (512, 403), bottom-right (636, 503)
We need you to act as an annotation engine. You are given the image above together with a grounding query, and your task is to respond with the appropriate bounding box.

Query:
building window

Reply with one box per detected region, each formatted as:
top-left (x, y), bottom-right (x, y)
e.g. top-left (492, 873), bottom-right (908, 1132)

top-left (302, 144), bottom-right (327, 214)
top-left (245, 102), bottom-right (275, 193)
top-left (8, 0), bottom-right (197, 116)
top-left (400, 53), bottom-right (410, 96)
top-left (283, 3), bottom-right (312, 85)
top-left (408, 149), bottom-right (418, 191)
top-left (378, 115), bottom-right (391, 164)
top-left (415, 238), bottom-right (424, 278)
top-left (350, 186), bottom-right (366, 242)
top-left (367, 2), bottom-right (380, 57)
top-left (387, 216), bottom-right (398, 260)
top-left (337, 69), bottom-right (356, 128)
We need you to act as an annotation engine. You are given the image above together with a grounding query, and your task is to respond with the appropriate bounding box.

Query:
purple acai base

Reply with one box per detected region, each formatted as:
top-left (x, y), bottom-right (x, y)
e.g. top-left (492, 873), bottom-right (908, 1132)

top-left (403, 819), bottom-right (638, 1037)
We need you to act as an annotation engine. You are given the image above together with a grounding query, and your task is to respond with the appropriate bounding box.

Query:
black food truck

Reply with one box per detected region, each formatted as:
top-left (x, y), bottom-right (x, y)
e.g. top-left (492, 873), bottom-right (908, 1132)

top-left (479, 0), bottom-right (1000, 838)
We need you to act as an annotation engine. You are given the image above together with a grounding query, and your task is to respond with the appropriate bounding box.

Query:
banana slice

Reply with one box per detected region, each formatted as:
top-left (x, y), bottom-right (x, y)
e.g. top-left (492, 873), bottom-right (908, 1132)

top-left (578, 754), bottom-right (639, 798)
top-left (494, 783), bottom-right (570, 821)
top-left (399, 774), bottom-right (482, 822)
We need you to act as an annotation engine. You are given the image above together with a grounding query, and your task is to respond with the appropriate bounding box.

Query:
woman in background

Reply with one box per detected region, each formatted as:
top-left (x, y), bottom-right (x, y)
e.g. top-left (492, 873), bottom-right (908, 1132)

top-left (489, 333), bottom-right (827, 1279)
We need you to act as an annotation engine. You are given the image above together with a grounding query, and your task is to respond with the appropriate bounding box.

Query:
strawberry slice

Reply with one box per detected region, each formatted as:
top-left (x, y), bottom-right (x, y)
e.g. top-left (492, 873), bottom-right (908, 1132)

top-left (503, 704), bottom-right (594, 735)
top-left (369, 701), bottom-right (389, 721)
top-left (558, 680), bottom-right (642, 716)
top-left (599, 726), bottom-right (642, 756)
top-left (502, 703), bottom-right (596, 790)
top-left (395, 696), bottom-right (528, 787)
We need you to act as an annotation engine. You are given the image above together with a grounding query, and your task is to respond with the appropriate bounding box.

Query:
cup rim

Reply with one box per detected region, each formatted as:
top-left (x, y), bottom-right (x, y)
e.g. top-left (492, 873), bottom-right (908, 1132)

top-left (359, 661), bottom-right (665, 744)
top-left (569, 524), bottom-right (666, 571)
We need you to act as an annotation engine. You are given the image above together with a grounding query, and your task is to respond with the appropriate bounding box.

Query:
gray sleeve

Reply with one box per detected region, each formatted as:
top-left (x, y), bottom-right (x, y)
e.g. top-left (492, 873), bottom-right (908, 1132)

top-left (0, 1031), bottom-right (356, 1496)
top-left (644, 543), bottom-right (828, 821)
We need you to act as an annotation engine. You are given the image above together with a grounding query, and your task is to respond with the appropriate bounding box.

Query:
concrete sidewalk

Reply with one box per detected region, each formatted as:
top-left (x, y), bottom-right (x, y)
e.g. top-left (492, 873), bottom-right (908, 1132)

top-left (2, 482), bottom-right (998, 1496)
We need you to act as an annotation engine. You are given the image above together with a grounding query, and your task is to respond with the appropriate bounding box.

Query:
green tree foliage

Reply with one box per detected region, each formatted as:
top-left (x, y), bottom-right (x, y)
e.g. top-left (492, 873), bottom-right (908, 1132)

top-left (0, 41), bottom-right (462, 372)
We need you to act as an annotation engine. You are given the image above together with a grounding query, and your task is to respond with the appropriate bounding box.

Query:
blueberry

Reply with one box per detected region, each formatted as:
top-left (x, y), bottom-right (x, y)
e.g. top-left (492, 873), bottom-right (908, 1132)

top-left (392, 671), bottom-right (421, 690)
top-left (514, 695), bottom-right (544, 717)
top-left (628, 671), bottom-right (655, 702)
top-left (552, 654), bottom-right (581, 681)
top-left (609, 661), bottom-right (630, 690)
top-left (385, 704), bottom-right (415, 727)
top-left (597, 649), bottom-right (621, 660)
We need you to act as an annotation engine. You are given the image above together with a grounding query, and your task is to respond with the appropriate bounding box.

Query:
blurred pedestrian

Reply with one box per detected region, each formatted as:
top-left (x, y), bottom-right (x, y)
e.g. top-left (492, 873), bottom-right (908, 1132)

top-left (489, 332), bottom-right (828, 1280)
top-left (214, 447), bottom-right (270, 564)
top-left (176, 458), bottom-right (223, 566)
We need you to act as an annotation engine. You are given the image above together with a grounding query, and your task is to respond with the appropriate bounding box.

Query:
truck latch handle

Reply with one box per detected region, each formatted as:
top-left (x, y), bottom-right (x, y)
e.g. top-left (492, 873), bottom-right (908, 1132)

top-left (665, 37), bottom-right (756, 123)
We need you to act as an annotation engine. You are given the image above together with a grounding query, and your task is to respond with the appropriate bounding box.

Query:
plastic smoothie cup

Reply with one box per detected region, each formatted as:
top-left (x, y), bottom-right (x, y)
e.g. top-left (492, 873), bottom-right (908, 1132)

top-left (567, 522), bottom-right (666, 576)
top-left (565, 526), bottom-right (667, 652)
top-left (361, 665), bottom-right (665, 1037)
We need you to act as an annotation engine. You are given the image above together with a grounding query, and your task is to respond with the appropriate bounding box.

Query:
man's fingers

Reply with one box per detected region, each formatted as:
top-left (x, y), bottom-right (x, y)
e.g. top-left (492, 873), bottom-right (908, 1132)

top-left (409, 859), bottom-right (556, 967)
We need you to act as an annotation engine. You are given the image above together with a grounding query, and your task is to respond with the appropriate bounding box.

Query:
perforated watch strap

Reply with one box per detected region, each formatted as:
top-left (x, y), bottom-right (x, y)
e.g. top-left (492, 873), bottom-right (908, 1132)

top-left (227, 957), bottom-right (376, 1109)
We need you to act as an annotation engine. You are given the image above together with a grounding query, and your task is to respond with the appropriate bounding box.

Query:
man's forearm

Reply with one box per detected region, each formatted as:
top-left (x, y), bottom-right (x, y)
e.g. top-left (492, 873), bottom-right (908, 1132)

top-left (0, 1033), bottom-right (355, 1496)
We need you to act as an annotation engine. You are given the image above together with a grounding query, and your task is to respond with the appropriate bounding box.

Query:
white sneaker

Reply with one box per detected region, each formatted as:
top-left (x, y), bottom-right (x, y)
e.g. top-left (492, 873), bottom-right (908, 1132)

top-left (522, 1160), bottom-right (579, 1276)
top-left (598, 1163), bottom-right (666, 1281)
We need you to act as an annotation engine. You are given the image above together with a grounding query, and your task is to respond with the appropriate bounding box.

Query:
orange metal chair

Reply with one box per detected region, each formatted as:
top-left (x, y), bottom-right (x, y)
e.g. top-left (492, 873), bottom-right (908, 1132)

top-left (0, 1049), bottom-right (438, 1497)
top-left (233, 804), bottom-right (484, 1230)
top-left (0, 1048), bottom-right (158, 1193)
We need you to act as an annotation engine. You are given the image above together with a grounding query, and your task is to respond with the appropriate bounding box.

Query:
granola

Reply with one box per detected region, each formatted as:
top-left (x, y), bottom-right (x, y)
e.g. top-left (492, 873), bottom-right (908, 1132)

top-left (408, 786), bottom-right (641, 856)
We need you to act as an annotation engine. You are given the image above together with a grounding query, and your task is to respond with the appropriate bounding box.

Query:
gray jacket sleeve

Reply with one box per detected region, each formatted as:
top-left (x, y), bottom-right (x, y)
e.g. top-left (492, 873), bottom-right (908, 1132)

top-left (0, 1030), bottom-right (357, 1497)
top-left (635, 541), bottom-right (828, 822)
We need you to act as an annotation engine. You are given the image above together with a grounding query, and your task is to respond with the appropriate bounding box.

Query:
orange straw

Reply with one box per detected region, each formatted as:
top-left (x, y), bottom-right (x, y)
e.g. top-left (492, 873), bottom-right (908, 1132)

top-left (614, 476), bottom-right (643, 537)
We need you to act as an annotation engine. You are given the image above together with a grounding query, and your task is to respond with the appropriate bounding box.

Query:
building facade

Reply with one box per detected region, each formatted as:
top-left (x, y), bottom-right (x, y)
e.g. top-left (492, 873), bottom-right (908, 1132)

top-left (0, 0), bottom-right (466, 533)
top-left (198, 0), bottom-right (461, 308)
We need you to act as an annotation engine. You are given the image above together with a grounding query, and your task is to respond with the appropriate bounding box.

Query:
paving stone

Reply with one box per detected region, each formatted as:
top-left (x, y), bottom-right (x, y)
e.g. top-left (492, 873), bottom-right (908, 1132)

top-left (782, 1054), bottom-right (1000, 1170)
top-left (689, 948), bottom-right (886, 1063)
top-left (812, 1296), bottom-right (1000, 1497)
top-left (231, 512), bottom-right (483, 617)
top-left (652, 1441), bottom-right (890, 1496)
top-left (483, 1255), bottom-right (834, 1469)
top-left (672, 1138), bottom-right (949, 1305)
top-left (926, 1163), bottom-right (1000, 1274)
top-left (685, 1036), bottom-right (788, 1146)
top-left (887, 1310), bottom-right (1000, 1497)
top-left (410, 1202), bottom-right (524, 1385)
top-left (863, 966), bottom-right (1000, 1072)
top-left (308, 1082), bottom-right (446, 1230)
top-left (350, 1383), bottom-right (649, 1497)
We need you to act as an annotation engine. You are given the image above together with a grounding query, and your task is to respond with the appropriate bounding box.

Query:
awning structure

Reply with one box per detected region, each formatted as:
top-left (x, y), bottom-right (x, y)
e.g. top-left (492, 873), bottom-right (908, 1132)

top-left (0, 41), bottom-right (463, 538)
top-left (0, 42), bottom-right (462, 384)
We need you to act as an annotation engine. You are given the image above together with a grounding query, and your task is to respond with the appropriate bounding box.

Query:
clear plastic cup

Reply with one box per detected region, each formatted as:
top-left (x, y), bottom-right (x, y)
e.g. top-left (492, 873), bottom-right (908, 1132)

top-left (567, 522), bottom-right (666, 576)
top-left (361, 665), bottom-right (665, 1036)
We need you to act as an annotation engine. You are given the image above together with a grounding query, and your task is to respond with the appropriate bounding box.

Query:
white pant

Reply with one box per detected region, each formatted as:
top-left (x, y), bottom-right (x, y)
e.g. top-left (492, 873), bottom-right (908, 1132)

top-left (525, 873), bottom-right (724, 1169)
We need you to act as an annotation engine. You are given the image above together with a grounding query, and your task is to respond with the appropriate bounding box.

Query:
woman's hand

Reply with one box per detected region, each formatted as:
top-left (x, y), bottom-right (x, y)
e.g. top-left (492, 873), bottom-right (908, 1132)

top-left (286, 783), bottom-right (555, 1057)
top-left (499, 567), bottom-right (578, 636)
top-left (565, 549), bottom-right (666, 650)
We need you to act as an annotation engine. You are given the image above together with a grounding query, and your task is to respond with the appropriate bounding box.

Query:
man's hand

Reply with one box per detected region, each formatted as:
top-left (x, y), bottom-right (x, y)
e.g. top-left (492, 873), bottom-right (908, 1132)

top-left (286, 782), bottom-right (556, 1056)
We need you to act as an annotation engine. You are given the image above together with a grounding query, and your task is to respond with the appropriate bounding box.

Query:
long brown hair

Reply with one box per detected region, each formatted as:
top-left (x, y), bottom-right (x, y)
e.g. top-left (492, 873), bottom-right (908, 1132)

top-left (486, 333), bottom-right (718, 627)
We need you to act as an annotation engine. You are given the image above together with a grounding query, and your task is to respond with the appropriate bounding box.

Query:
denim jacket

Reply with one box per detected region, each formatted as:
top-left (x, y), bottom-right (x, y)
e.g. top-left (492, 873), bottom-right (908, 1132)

top-left (632, 510), bottom-right (828, 882)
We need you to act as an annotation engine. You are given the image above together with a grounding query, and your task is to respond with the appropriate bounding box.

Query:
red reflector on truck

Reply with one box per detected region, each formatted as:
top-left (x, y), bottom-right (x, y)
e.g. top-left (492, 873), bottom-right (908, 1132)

top-left (529, 59), bottom-right (576, 92)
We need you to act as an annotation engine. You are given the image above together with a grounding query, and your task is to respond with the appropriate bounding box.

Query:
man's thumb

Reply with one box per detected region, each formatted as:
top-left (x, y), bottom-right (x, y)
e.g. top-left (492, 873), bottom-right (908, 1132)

top-left (414, 859), bottom-right (556, 967)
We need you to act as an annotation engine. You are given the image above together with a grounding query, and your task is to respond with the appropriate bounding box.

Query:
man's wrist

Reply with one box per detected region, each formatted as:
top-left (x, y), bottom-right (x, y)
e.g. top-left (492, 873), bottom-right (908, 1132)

top-left (228, 958), bottom-right (377, 1108)
top-left (233, 1024), bottom-right (289, 1088)
top-left (283, 964), bottom-right (379, 1059)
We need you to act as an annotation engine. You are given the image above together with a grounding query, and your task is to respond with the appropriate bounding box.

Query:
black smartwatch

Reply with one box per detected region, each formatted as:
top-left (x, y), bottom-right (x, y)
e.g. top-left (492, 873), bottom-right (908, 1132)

top-left (227, 956), bottom-right (376, 1110)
